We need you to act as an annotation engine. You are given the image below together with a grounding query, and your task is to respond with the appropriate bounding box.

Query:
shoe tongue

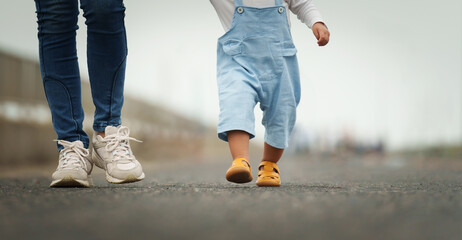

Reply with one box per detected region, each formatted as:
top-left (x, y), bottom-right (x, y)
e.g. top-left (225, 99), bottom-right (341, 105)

top-left (74, 141), bottom-right (84, 148)
top-left (105, 126), bottom-right (119, 136)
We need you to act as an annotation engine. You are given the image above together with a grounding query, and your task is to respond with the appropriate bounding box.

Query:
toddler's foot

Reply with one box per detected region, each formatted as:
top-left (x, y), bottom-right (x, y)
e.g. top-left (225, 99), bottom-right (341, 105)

top-left (256, 161), bottom-right (280, 187)
top-left (226, 158), bottom-right (253, 184)
top-left (92, 125), bottom-right (145, 184)
top-left (50, 140), bottom-right (93, 188)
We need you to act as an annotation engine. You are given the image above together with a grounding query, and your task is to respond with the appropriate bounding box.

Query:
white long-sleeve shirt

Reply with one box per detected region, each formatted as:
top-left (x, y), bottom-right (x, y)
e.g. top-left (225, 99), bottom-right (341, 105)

top-left (210, 0), bottom-right (324, 31)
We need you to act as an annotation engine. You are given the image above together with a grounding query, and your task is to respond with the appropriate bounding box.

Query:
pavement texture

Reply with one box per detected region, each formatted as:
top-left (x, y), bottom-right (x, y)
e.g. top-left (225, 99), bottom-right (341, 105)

top-left (1, 155), bottom-right (462, 240)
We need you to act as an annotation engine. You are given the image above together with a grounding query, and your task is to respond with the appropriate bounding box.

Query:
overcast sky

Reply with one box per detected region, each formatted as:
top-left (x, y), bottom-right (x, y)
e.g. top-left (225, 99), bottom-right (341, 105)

top-left (0, 0), bottom-right (461, 150)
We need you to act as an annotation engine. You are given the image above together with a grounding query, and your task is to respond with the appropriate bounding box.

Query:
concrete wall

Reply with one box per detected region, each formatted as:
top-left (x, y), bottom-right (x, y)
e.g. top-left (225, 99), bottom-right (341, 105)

top-left (0, 51), bottom-right (228, 166)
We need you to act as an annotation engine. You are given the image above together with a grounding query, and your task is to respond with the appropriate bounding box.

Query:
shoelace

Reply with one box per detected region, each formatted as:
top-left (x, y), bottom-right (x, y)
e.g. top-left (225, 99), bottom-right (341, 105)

top-left (55, 140), bottom-right (89, 170)
top-left (102, 126), bottom-right (142, 161)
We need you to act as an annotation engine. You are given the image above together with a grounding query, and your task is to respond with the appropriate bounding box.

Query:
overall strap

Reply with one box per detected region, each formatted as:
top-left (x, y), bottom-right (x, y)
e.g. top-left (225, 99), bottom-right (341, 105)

top-left (235, 0), bottom-right (283, 7)
top-left (234, 0), bottom-right (243, 6)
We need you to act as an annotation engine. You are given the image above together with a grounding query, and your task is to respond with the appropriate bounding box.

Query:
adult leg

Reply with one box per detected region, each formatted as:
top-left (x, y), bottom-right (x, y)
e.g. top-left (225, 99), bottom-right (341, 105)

top-left (80, 0), bottom-right (127, 133)
top-left (81, 0), bottom-right (144, 184)
top-left (35, 0), bottom-right (88, 150)
top-left (35, 0), bottom-right (93, 187)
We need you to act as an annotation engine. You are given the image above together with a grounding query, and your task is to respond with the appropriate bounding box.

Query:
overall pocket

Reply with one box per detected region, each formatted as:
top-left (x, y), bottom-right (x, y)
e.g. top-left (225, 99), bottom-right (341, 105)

top-left (240, 36), bottom-right (282, 81)
top-left (222, 39), bottom-right (242, 56)
top-left (281, 41), bottom-right (297, 56)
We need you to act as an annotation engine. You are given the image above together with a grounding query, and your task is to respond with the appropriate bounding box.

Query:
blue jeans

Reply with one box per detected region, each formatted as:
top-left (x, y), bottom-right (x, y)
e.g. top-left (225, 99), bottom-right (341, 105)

top-left (34, 0), bottom-right (127, 150)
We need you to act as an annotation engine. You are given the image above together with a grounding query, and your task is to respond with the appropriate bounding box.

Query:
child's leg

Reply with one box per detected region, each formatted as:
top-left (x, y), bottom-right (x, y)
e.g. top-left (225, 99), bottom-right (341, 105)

top-left (257, 142), bottom-right (284, 187)
top-left (225, 130), bottom-right (253, 183)
top-left (227, 130), bottom-right (250, 160)
top-left (261, 142), bottom-right (284, 163)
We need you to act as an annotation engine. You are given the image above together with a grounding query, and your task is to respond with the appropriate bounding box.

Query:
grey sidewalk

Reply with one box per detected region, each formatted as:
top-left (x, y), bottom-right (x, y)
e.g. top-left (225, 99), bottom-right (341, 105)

top-left (1, 156), bottom-right (461, 240)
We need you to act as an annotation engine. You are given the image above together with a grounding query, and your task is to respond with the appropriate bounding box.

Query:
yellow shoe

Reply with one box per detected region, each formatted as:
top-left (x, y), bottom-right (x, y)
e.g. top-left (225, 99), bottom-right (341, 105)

top-left (226, 158), bottom-right (253, 184)
top-left (256, 161), bottom-right (280, 187)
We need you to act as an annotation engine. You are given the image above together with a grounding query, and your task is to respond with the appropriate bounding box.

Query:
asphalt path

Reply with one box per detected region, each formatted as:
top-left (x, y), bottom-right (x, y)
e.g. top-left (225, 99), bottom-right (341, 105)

top-left (1, 155), bottom-right (461, 240)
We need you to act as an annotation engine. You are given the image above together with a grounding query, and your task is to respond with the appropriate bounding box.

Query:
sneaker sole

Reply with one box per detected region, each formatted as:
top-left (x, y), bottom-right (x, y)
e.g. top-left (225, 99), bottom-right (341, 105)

top-left (106, 172), bottom-right (145, 184)
top-left (50, 176), bottom-right (92, 188)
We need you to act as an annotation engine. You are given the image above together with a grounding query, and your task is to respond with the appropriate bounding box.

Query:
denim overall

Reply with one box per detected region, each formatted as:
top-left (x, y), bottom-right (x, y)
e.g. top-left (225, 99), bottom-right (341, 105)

top-left (217, 0), bottom-right (301, 149)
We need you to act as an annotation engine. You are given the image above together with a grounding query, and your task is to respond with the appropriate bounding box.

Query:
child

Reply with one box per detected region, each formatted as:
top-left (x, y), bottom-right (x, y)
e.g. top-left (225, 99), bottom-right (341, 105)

top-left (210, 0), bottom-right (330, 187)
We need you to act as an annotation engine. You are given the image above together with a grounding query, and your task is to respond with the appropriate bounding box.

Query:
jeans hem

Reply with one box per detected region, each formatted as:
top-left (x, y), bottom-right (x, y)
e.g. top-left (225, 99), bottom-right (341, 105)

top-left (57, 136), bottom-right (90, 151)
top-left (93, 120), bottom-right (122, 132)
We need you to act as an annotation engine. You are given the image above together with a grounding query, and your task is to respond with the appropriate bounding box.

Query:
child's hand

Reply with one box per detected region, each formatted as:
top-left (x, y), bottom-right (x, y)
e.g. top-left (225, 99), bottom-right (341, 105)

top-left (312, 22), bottom-right (330, 46)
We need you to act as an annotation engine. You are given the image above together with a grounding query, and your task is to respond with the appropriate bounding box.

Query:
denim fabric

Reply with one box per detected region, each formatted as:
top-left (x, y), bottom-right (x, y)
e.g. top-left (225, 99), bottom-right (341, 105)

top-left (34, 0), bottom-right (127, 150)
top-left (217, 0), bottom-right (301, 149)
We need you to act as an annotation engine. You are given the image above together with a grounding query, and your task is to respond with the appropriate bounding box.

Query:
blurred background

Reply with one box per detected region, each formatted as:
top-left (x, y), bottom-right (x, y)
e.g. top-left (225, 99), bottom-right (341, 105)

top-left (0, 0), bottom-right (461, 168)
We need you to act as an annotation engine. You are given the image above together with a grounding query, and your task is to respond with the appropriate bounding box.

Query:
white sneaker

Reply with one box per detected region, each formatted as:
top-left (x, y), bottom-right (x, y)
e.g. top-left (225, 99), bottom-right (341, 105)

top-left (50, 140), bottom-right (93, 188)
top-left (92, 125), bottom-right (145, 184)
